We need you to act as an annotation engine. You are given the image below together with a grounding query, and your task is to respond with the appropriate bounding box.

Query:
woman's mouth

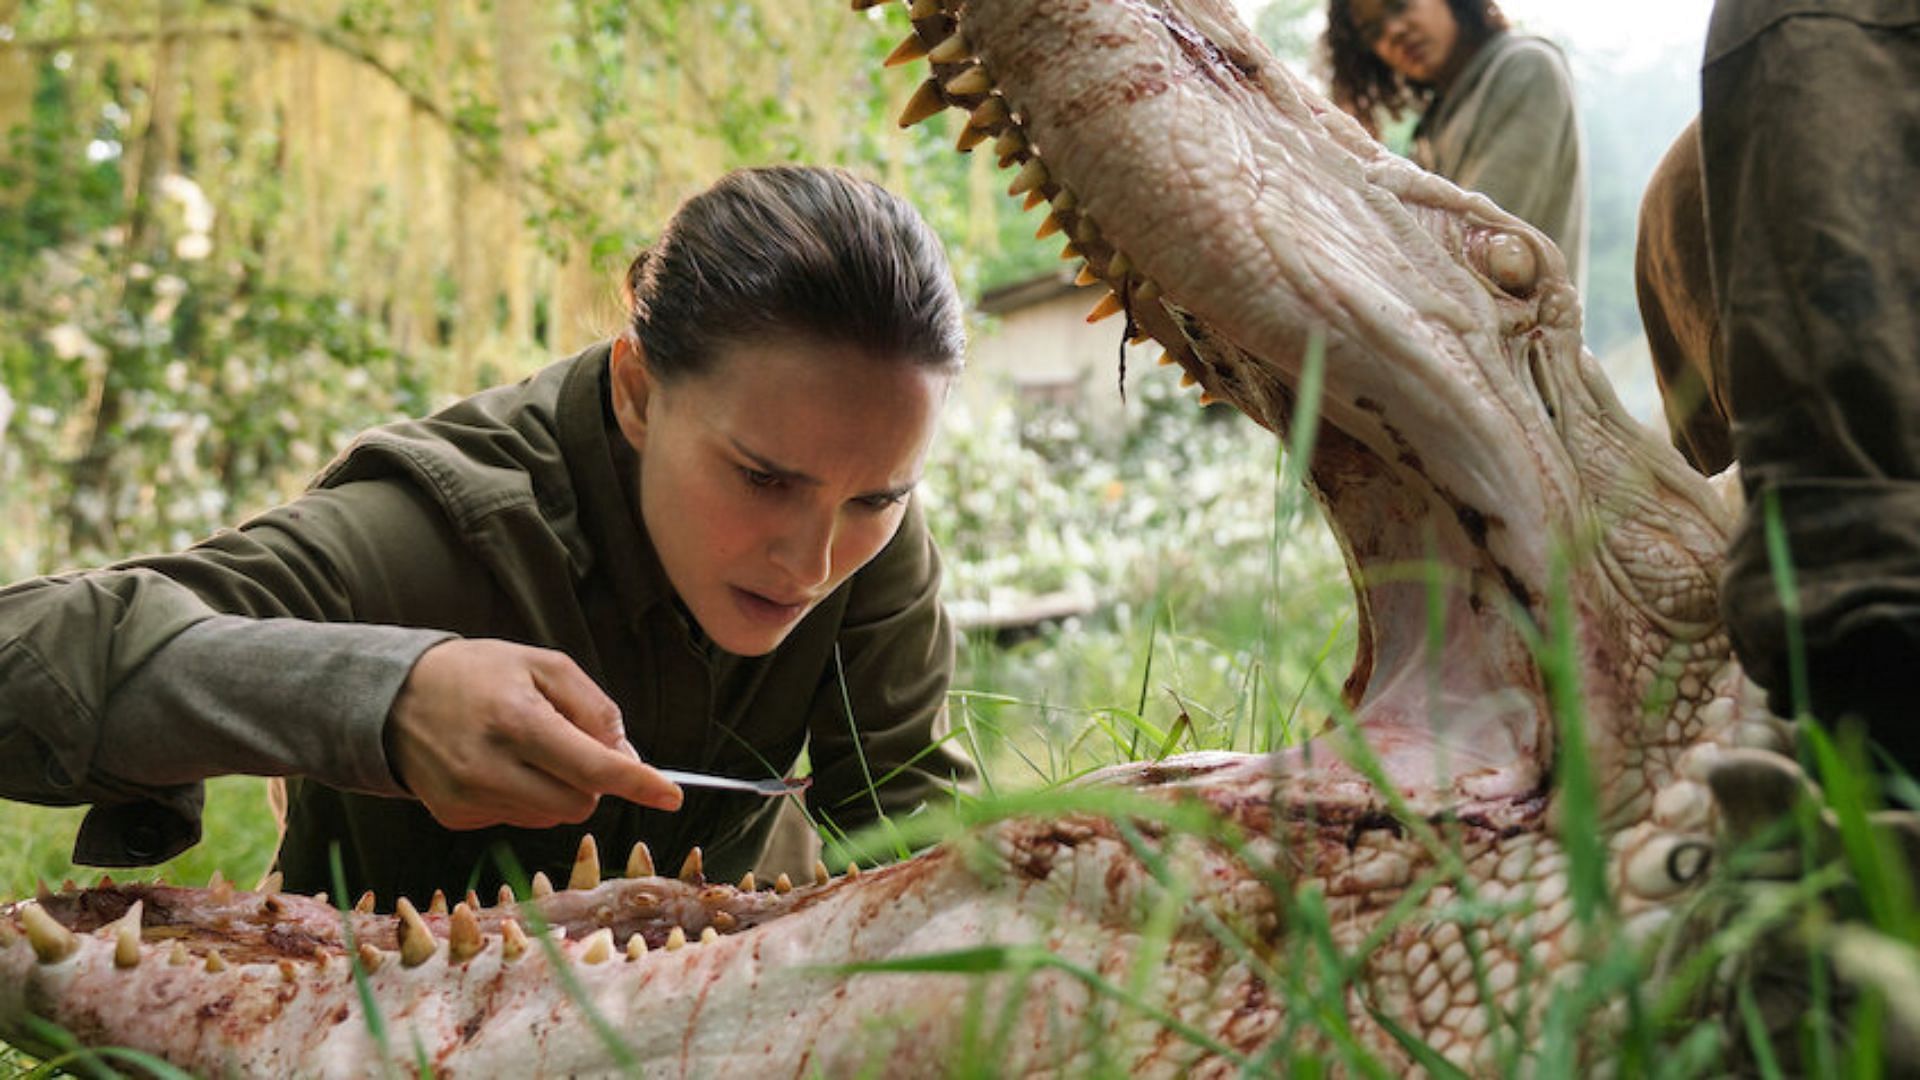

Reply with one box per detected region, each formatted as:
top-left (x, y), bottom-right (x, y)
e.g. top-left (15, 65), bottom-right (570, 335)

top-left (731, 586), bottom-right (808, 627)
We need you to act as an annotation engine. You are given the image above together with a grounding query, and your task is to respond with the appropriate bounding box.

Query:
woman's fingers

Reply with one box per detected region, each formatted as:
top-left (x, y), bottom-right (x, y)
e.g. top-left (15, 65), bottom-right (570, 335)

top-left (388, 638), bottom-right (682, 828)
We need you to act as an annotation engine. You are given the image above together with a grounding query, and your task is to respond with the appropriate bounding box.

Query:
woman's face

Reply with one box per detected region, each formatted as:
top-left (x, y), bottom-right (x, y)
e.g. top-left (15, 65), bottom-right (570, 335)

top-left (610, 335), bottom-right (949, 657)
top-left (1352, 0), bottom-right (1463, 85)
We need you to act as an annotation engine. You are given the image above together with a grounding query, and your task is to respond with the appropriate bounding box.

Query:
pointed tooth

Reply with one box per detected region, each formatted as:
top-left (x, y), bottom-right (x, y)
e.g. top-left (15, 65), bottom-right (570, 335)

top-left (261, 894), bottom-right (285, 917)
top-left (712, 910), bottom-right (738, 932)
top-left (1073, 217), bottom-right (1099, 245)
top-left (355, 891), bottom-right (376, 914)
top-left (97, 874), bottom-right (114, 887)
top-left (498, 884), bottom-right (516, 906)
top-left (208, 871), bottom-right (233, 902)
top-left (1022, 189), bottom-right (1046, 211)
top-left (736, 871), bottom-right (756, 892)
top-left (1198, 392), bottom-right (1218, 406)
top-left (396, 898), bottom-right (437, 968)
top-left (908, 0), bottom-right (942, 16)
top-left (463, 890), bottom-right (480, 912)
top-left (112, 901), bottom-right (144, 969)
top-left (1035, 214), bottom-right (1064, 240)
top-left (666, 926), bottom-right (688, 951)
top-left (884, 34), bottom-right (930, 67)
top-left (1129, 329), bottom-right (1153, 345)
top-left (945, 66), bottom-right (992, 97)
top-left (502, 919), bottom-right (529, 962)
top-left (992, 130), bottom-right (1025, 158)
top-left (1157, 351), bottom-right (1177, 367)
top-left (813, 860), bottom-right (831, 887)
top-left (169, 942), bottom-right (189, 966)
top-left (898, 78), bottom-right (947, 128)
top-left (1087, 292), bottom-right (1125, 323)
top-left (449, 903), bottom-right (484, 963)
top-left (532, 871), bottom-right (555, 898)
top-left (259, 872), bottom-right (283, 895)
top-left (774, 873), bottom-right (793, 895)
top-left (850, 0), bottom-right (890, 9)
top-left (679, 847), bottom-right (704, 884)
top-left (927, 30), bottom-right (970, 64)
top-left (626, 933), bottom-right (648, 961)
top-left (571, 835), bottom-right (602, 891)
top-left (428, 890), bottom-right (448, 917)
top-left (313, 892), bottom-right (328, 908)
top-left (626, 841), bottom-right (656, 879)
top-left (1052, 188), bottom-right (1078, 212)
top-left (357, 941), bottom-right (385, 973)
top-left (1074, 263), bottom-right (1101, 287)
top-left (580, 928), bottom-right (615, 965)
top-left (700, 926), bottom-right (720, 944)
top-left (1108, 252), bottom-right (1132, 277)
top-left (1135, 278), bottom-right (1162, 303)
top-left (20, 904), bottom-right (77, 965)
top-left (1180, 371), bottom-right (1198, 387)
top-left (1058, 241), bottom-right (1081, 261)
top-left (205, 950), bottom-right (227, 973)
top-left (957, 125), bottom-right (990, 152)
top-left (1007, 158), bottom-right (1048, 197)
top-left (844, 861), bottom-right (862, 879)
top-left (968, 96), bottom-right (1009, 130)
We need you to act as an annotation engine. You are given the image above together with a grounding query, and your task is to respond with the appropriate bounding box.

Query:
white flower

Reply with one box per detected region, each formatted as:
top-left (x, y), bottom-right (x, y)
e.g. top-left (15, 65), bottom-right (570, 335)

top-left (45, 323), bottom-right (106, 363)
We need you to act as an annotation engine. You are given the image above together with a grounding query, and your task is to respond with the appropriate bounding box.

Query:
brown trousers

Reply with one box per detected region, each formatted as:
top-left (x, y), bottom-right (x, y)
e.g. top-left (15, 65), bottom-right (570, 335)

top-left (1639, 0), bottom-right (1920, 763)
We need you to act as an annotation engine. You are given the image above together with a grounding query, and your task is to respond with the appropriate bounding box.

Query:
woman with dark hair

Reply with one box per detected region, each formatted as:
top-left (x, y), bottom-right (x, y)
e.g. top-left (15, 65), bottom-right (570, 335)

top-left (1323, 0), bottom-right (1588, 285)
top-left (0, 165), bottom-right (974, 907)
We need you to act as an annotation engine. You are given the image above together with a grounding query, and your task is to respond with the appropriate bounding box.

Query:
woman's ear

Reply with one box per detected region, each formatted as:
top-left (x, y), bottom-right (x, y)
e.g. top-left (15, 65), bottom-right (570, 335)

top-left (608, 335), bottom-right (655, 451)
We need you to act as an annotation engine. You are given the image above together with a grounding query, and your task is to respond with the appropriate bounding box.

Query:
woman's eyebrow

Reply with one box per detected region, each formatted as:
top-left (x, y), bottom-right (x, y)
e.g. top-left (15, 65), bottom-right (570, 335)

top-left (730, 439), bottom-right (921, 501)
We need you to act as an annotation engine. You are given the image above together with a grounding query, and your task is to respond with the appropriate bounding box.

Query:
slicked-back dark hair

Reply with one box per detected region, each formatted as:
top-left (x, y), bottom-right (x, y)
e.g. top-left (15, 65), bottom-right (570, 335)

top-left (623, 166), bottom-right (965, 382)
top-left (1322, 0), bottom-right (1510, 134)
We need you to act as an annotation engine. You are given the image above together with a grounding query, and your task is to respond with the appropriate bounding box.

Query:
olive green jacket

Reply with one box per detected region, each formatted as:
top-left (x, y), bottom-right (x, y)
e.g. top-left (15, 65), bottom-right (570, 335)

top-left (1414, 31), bottom-right (1589, 289)
top-left (0, 343), bottom-right (968, 904)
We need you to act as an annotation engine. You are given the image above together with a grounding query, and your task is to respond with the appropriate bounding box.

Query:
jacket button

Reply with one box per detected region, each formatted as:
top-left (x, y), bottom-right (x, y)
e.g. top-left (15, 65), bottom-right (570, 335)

top-left (124, 821), bottom-right (164, 861)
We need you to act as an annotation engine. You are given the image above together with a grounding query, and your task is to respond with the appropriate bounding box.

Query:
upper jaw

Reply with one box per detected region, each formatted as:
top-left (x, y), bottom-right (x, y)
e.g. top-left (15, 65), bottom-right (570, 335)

top-left (923, 0), bottom-right (1594, 810)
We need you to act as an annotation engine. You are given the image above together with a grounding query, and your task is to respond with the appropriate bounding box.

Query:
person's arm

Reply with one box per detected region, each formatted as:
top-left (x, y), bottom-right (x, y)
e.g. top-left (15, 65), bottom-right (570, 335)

top-left (1449, 43), bottom-right (1583, 256)
top-left (804, 499), bottom-right (974, 841)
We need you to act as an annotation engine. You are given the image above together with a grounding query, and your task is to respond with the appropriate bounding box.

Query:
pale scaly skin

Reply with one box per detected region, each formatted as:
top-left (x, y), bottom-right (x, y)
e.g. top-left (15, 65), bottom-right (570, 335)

top-left (0, 0), bottom-right (1790, 1074)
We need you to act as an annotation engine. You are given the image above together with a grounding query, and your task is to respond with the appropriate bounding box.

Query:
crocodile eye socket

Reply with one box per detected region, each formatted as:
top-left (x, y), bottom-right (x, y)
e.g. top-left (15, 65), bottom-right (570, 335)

top-left (1485, 232), bottom-right (1539, 298)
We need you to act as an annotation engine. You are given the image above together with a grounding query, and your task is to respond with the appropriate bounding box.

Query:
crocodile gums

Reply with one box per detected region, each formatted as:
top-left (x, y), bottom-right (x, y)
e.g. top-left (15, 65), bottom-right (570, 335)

top-left (0, 0), bottom-right (1795, 1073)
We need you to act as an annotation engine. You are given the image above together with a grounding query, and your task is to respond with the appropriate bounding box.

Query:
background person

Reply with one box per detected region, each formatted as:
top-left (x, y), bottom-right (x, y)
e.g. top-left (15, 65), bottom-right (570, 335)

top-left (0, 165), bottom-right (975, 907)
top-left (1323, 0), bottom-right (1589, 287)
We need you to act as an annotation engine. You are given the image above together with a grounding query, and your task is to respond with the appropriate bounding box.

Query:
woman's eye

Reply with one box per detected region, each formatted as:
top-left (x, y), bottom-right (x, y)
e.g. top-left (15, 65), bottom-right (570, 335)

top-left (741, 467), bottom-right (781, 490)
top-left (856, 492), bottom-right (907, 511)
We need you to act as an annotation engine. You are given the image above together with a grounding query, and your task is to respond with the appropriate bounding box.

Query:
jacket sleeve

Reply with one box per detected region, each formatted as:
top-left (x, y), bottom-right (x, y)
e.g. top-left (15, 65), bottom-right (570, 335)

top-left (803, 499), bottom-right (974, 842)
top-left (0, 479), bottom-right (479, 865)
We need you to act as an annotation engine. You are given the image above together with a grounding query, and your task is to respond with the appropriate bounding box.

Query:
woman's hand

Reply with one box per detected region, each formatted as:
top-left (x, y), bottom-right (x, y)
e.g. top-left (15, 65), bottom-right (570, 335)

top-left (385, 639), bottom-right (683, 829)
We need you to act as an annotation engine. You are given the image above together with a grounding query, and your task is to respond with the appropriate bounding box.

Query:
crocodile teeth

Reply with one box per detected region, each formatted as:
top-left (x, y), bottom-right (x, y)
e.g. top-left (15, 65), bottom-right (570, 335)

top-left (207, 871), bottom-right (233, 903)
top-left (1052, 187), bottom-right (1078, 212)
top-left (531, 871), bottom-right (555, 898)
top-left (1022, 189), bottom-right (1047, 211)
top-left (497, 884), bottom-right (516, 906)
top-left (737, 871), bottom-right (756, 892)
top-left (1036, 214), bottom-right (1064, 240)
top-left (626, 840), bottom-right (655, 879)
top-left (169, 942), bottom-right (189, 966)
top-left (626, 933), bottom-right (648, 961)
top-left (449, 902), bottom-right (485, 963)
top-left (20, 904), bottom-right (76, 964)
top-left (580, 928), bottom-right (615, 965)
top-left (908, 0), bottom-right (942, 16)
top-left (355, 891), bottom-right (376, 914)
top-left (1059, 241), bottom-right (1082, 260)
top-left (957, 125), bottom-right (990, 152)
top-left (813, 860), bottom-right (831, 887)
top-left (992, 130), bottom-right (1025, 159)
top-left (1007, 158), bottom-right (1048, 197)
top-left (968, 96), bottom-right (1009, 130)
top-left (1074, 263), bottom-right (1101, 287)
top-left (111, 901), bottom-right (144, 969)
top-left (1087, 292), bottom-right (1124, 323)
top-left (844, 861), bottom-right (862, 879)
top-left (258, 872), bottom-right (283, 895)
top-left (700, 926), bottom-right (720, 944)
top-left (396, 898), bottom-right (437, 968)
top-left (1108, 252), bottom-right (1132, 277)
top-left (775, 873), bottom-right (793, 894)
top-left (1157, 351), bottom-right (1177, 366)
top-left (1135, 278), bottom-right (1162, 303)
top-left (428, 889), bottom-right (449, 917)
top-left (850, 0), bottom-right (887, 8)
top-left (898, 78), bottom-right (947, 128)
top-left (927, 31), bottom-right (970, 64)
top-left (665, 926), bottom-right (688, 951)
top-left (712, 910), bottom-right (738, 932)
top-left (680, 847), bottom-right (705, 884)
top-left (1180, 371), bottom-right (1199, 388)
top-left (357, 942), bottom-right (385, 974)
top-left (204, 950), bottom-right (226, 973)
top-left (1198, 392), bottom-right (1218, 406)
top-left (884, 34), bottom-right (929, 67)
top-left (571, 835), bottom-right (602, 891)
top-left (465, 889), bottom-right (482, 912)
top-left (502, 919), bottom-right (529, 962)
top-left (944, 66), bottom-right (992, 97)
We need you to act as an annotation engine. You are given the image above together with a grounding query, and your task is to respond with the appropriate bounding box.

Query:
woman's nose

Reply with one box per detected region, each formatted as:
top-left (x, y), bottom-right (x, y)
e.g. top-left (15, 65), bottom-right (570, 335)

top-left (768, 510), bottom-right (834, 591)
